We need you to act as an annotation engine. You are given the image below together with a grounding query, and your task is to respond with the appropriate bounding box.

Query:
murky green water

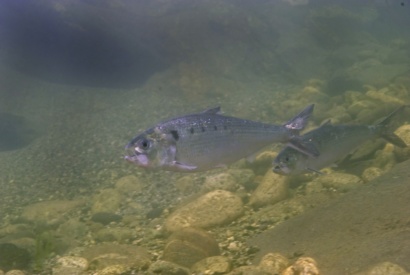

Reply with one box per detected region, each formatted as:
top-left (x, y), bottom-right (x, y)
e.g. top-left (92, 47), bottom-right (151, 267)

top-left (0, 1), bottom-right (409, 274)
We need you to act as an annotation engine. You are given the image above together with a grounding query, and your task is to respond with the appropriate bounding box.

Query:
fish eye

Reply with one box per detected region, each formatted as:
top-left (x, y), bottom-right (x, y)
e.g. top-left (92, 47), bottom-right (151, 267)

top-left (136, 138), bottom-right (151, 152)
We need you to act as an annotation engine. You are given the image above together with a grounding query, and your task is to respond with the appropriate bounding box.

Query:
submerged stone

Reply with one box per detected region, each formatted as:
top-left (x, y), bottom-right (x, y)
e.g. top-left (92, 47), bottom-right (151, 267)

top-left (0, 243), bottom-right (31, 272)
top-left (165, 190), bottom-right (243, 231)
top-left (249, 159), bottom-right (410, 273)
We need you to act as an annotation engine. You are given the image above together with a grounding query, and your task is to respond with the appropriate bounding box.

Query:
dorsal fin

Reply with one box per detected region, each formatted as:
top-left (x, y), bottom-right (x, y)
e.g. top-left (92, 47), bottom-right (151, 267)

top-left (202, 106), bottom-right (221, 114)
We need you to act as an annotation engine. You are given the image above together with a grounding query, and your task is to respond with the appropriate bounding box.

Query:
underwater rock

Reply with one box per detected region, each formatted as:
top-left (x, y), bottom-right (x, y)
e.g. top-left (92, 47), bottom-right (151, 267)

top-left (393, 124), bottom-right (410, 162)
top-left (114, 175), bottom-right (145, 195)
top-left (246, 151), bottom-right (278, 175)
top-left (352, 63), bottom-right (409, 88)
top-left (228, 168), bottom-right (255, 187)
top-left (165, 190), bottom-right (243, 231)
top-left (52, 256), bottom-right (89, 275)
top-left (354, 261), bottom-right (409, 275)
top-left (313, 172), bottom-right (362, 192)
top-left (394, 124), bottom-right (410, 146)
top-left (347, 100), bottom-right (378, 118)
top-left (4, 271), bottom-right (25, 275)
top-left (162, 227), bottom-right (220, 268)
top-left (371, 144), bottom-right (397, 172)
top-left (258, 253), bottom-right (289, 275)
top-left (91, 188), bottom-right (122, 214)
top-left (147, 260), bottom-right (190, 275)
top-left (0, 243), bottom-right (31, 272)
top-left (20, 200), bottom-right (85, 226)
top-left (174, 175), bottom-right (198, 194)
top-left (81, 244), bottom-right (150, 271)
top-left (365, 88), bottom-right (406, 105)
top-left (0, 224), bottom-right (29, 239)
top-left (94, 227), bottom-right (133, 243)
top-left (361, 167), bottom-right (384, 183)
top-left (202, 172), bottom-right (237, 192)
top-left (249, 170), bottom-right (289, 208)
top-left (91, 212), bottom-right (122, 225)
top-left (282, 257), bottom-right (320, 275)
top-left (227, 265), bottom-right (270, 275)
top-left (249, 159), bottom-right (410, 273)
top-left (191, 256), bottom-right (232, 274)
top-left (57, 218), bottom-right (88, 241)
top-left (94, 264), bottom-right (131, 275)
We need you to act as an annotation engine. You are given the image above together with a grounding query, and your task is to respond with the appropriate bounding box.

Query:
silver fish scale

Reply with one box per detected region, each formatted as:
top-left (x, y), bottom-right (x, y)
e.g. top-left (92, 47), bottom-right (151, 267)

top-left (158, 114), bottom-right (288, 169)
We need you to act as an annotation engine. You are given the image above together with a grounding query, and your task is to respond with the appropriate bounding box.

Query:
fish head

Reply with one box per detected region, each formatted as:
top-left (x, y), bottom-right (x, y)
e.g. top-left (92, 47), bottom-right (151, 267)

top-left (125, 128), bottom-right (176, 169)
top-left (272, 149), bottom-right (301, 175)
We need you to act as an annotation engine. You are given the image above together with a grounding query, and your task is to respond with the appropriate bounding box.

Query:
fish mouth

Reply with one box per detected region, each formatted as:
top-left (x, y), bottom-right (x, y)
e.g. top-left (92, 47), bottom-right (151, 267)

top-left (124, 146), bottom-right (150, 167)
top-left (272, 163), bottom-right (289, 175)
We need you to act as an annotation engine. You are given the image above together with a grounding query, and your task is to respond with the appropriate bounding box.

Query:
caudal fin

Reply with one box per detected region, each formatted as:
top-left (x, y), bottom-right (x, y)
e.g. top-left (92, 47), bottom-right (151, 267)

top-left (377, 106), bottom-right (407, 148)
top-left (283, 104), bottom-right (314, 131)
top-left (283, 104), bottom-right (319, 157)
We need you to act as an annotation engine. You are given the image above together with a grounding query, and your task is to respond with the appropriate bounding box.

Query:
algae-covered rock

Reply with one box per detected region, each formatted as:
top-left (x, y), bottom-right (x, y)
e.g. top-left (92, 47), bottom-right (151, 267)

top-left (163, 227), bottom-right (220, 268)
top-left (313, 172), bottom-right (362, 192)
top-left (191, 256), bottom-right (232, 274)
top-left (249, 170), bottom-right (289, 208)
top-left (249, 159), bottom-right (410, 273)
top-left (258, 253), bottom-right (289, 275)
top-left (354, 261), bottom-right (409, 275)
top-left (20, 200), bottom-right (85, 226)
top-left (202, 172), bottom-right (237, 192)
top-left (115, 175), bottom-right (145, 195)
top-left (165, 190), bottom-right (243, 231)
top-left (91, 188), bottom-right (122, 214)
top-left (94, 227), bottom-right (133, 243)
top-left (147, 260), bottom-right (190, 275)
top-left (362, 167), bottom-right (384, 183)
top-left (282, 257), bottom-right (320, 275)
top-left (0, 243), bottom-right (31, 272)
top-left (52, 256), bottom-right (89, 275)
top-left (81, 244), bottom-right (150, 271)
top-left (227, 265), bottom-right (270, 275)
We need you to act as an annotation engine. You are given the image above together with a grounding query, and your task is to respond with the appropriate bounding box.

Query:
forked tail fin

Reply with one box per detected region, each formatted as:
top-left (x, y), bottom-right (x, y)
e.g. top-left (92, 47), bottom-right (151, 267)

top-left (283, 104), bottom-right (319, 157)
top-left (283, 104), bottom-right (314, 132)
top-left (376, 106), bottom-right (407, 148)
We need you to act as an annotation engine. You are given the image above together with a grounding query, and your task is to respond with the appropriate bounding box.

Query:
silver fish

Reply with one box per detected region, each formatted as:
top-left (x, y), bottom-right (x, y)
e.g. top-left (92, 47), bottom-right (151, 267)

top-left (125, 104), bottom-right (317, 172)
top-left (272, 106), bottom-right (407, 175)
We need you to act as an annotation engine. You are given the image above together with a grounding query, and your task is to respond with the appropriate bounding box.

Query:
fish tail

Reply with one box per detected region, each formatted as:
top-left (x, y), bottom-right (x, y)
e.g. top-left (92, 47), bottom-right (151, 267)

top-left (283, 104), bottom-right (315, 132)
top-left (377, 106), bottom-right (407, 148)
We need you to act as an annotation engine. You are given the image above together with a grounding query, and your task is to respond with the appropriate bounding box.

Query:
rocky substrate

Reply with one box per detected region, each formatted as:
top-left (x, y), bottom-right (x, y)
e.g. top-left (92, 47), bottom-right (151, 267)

top-left (2, 147), bottom-right (410, 274)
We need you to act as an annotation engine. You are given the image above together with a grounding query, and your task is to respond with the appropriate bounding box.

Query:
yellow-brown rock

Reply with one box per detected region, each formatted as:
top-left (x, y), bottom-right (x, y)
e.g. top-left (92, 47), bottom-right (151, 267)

top-left (162, 227), bottom-right (220, 268)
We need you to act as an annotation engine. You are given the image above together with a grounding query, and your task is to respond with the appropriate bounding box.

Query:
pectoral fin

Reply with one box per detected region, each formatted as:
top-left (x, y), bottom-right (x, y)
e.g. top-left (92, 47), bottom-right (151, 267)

top-left (288, 138), bottom-right (320, 157)
top-left (172, 161), bottom-right (198, 171)
top-left (306, 167), bottom-right (324, 175)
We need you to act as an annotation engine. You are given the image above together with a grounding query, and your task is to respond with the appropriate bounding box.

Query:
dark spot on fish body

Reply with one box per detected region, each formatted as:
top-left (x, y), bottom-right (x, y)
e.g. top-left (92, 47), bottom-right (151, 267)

top-left (224, 125), bottom-right (228, 130)
top-left (214, 125), bottom-right (218, 131)
top-left (201, 126), bottom-right (205, 132)
top-left (170, 130), bottom-right (179, 141)
top-left (190, 127), bottom-right (194, 134)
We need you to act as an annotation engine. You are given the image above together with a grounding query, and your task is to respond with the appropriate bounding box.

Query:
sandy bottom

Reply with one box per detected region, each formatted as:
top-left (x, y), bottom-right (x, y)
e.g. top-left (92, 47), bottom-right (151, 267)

top-left (249, 159), bottom-right (410, 274)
